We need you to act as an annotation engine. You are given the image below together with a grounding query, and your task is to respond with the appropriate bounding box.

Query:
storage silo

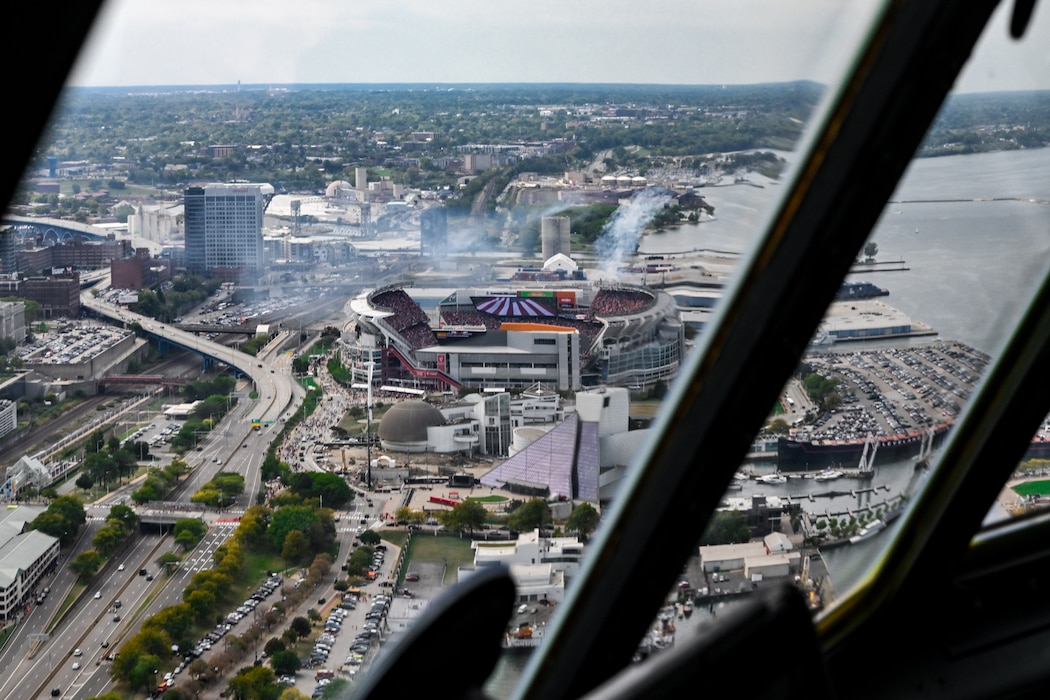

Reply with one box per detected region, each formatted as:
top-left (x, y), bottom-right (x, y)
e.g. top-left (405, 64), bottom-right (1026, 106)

top-left (541, 215), bottom-right (571, 260)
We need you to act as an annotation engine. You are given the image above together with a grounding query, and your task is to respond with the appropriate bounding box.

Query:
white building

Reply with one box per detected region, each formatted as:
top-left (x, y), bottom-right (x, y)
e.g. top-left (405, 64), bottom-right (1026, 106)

top-left (0, 506), bottom-right (60, 619)
top-left (698, 540), bottom-right (800, 579)
top-left (2, 454), bottom-right (48, 498)
top-left (473, 528), bottom-right (585, 590)
top-left (127, 202), bottom-right (181, 243)
top-left (0, 399), bottom-right (16, 440)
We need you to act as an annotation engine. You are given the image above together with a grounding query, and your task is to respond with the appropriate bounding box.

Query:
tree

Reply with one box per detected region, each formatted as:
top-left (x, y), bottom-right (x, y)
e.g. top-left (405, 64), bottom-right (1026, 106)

top-left (113, 203), bottom-right (136, 222)
top-left (227, 665), bottom-right (277, 700)
top-left (145, 603), bottom-right (194, 641)
top-left (75, 472), bottom-right (94, 492)
top-left (271, 649), bottom-right (301, 676)
top-left (70, 550), bottom-right (103, 577)
top-left (767, 418), bottom-right (791, 435)
top-left (506, 498), bottom-right (549, 533)
top-left (30, 495), bottom-right (86, 546)
top-left (263, 637), bottom-right (286, 657)
top-left (92, 525), bottom-right (126, 557)
top-left (288, 471), bottom-right (353, 508)
top-left (267, 505), bottom-right (318, 550)
top-left (108, 504), bottom-right (140, 533)
top-left (290, 616), bottom-right (312, 638)
top-left (174, 518), bottom-right (208, 550)
top-left (281, 530), bottom-right (311, 566)
top-left (235, 505), bottom-right (270, 550)
top-left (358, 530), bottom-right (381, 546)
top-left (439, 499), bottom-right (487, 535)
top-left (863, 240), bottom-right (879, 262)
top-left (129, 654), bottom-right (163, 692)
top-left (565, 502), bottom-right (601, 542)
top-left (700, 511), bottom-right (752, 545)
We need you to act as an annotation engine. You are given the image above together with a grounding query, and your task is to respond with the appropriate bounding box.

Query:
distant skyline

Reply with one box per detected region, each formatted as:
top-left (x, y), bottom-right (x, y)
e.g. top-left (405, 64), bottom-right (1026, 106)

top-left (69, 1), bottom-right (1049, 94)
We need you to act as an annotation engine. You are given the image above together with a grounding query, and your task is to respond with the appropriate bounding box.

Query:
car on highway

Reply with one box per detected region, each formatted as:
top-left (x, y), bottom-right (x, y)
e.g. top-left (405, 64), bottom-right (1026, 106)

top-left (71, 662), bottom-right (80, 670)
top-left (73, 648), bottom-right (82, 656)
top-left (117, 564), bottom-right (125, 571)
top-left (93, 591), bottom-right (101, 599)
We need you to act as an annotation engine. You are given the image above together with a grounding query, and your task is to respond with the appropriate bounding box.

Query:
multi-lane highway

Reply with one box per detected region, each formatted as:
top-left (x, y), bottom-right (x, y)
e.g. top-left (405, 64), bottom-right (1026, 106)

top-left (0, 288), bottom-right (314, 699)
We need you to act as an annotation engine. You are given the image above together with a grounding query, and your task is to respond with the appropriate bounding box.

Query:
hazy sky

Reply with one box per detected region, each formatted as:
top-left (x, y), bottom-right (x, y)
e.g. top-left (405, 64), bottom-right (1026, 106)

top-left (70, 0), bottom-right (1049, 93)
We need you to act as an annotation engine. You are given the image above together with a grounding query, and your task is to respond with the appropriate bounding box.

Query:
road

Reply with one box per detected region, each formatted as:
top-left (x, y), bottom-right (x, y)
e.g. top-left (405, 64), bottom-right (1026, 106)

top-left (0, 287), bottom-right (312, 700)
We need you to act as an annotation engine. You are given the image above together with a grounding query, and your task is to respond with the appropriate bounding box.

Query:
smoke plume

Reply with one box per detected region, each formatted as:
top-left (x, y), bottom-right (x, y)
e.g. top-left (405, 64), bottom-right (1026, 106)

top-left (594, 188), bottom-right (671, 274)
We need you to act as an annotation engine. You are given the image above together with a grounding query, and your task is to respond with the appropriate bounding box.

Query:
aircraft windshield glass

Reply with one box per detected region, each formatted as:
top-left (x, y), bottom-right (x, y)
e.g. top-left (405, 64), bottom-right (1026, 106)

top-left (6, 1), bottom-right (1049, 699)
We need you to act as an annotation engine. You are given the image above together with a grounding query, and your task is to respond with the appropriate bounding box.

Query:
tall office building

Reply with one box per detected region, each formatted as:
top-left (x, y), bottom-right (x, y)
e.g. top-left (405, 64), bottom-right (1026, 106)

top-left (184, 183), bottom-right (272, 281)
top-left (420, 206), bottom-right (448, 257)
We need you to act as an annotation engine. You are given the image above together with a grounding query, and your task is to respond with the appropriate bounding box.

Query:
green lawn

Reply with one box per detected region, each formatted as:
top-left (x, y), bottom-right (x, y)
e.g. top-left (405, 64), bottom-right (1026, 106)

top-left (1013, 480), bottom-right (1050, 497)
top-left (467, 495), bottom-right (508, 503)
top-left (403, 534), bottom-right (475, 585)
top-left (380, 531), bottom-right (408, 548)
top-left (243, 551), bottom-right (284, 590)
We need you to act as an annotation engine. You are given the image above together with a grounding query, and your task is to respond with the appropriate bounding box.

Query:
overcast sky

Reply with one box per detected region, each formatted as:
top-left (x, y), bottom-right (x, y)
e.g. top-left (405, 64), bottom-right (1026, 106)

top-left (69, 0), bottom-right (1049, 93)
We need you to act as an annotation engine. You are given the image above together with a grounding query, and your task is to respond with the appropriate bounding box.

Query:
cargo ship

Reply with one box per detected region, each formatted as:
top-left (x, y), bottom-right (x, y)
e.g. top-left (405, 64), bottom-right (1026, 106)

top-left (779, 423), bottom-right (1050, 470)
top-left (835, 281), bottom-right (889, 300)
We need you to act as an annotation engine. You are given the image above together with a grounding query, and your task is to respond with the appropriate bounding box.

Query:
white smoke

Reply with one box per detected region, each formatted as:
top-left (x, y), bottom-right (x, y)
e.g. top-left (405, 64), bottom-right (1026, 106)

top-left (594, 188), bottom-right (672, 274)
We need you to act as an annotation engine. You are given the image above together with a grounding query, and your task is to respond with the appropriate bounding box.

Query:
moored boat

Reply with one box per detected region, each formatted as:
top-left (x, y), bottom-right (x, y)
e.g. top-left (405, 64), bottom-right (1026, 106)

top-left (813, 469), bottom-right (843, 482)
top-left (777, 422), bottom-right (953, 470)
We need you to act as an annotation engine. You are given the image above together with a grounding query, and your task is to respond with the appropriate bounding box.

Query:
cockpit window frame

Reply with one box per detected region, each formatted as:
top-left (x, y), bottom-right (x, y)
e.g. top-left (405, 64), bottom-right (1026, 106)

top-left (513, 1), bottom-right (1033, 698)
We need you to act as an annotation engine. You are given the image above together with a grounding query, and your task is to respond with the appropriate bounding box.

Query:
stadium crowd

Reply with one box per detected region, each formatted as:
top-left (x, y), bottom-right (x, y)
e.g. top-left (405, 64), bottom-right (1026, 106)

top-left (370, 289), bottom-right (430, 332)
top-left (590, 288), bottom-right (654, 317)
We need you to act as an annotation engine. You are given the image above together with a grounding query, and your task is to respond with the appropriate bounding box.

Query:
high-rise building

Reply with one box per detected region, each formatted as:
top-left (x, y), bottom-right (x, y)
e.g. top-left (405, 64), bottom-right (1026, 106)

top-left (420, 207), bottom-right (448, 257)
top-left (541, 216), bottom-right (571, 260)
top-left (184, 183), bottom-right (272, 281)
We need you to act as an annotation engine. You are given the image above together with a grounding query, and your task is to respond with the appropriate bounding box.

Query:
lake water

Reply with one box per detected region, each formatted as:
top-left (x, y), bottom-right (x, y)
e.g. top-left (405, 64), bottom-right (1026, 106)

top-left (640, 147), bottom-right (1050, 355)
top-left (490, 147), bottom-right (1050, 695)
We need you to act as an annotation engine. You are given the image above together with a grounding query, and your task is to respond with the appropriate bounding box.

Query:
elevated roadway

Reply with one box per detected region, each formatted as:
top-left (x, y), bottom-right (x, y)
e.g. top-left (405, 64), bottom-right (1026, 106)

top-left (1, 286), bottom-right (314, 700)
top-left (80, 290), bottom-right (301, 431)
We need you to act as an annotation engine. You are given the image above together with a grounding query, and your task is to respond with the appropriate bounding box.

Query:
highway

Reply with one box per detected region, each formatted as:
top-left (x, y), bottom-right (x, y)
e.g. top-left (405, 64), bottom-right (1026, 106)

top-left (0, 288), bottom-right (312, 700)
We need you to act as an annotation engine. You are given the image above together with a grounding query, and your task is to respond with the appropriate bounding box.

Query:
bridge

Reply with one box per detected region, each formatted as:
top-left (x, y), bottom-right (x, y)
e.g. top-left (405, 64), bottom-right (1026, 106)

top-left (174, 322), bottom-right (262, 336)
top-left (2, 214), bottom-right (163, 253)
top-left (80, 284), bottom-right (302, 420)
top-left (98, 374), bottom-right (190, 390)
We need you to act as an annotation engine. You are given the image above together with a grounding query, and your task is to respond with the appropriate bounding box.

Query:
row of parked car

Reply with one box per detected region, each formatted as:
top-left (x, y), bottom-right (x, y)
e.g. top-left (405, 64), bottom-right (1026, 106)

top-left (349, 594), bottom-right (391, 658)
top-left (309, 606), bottom-right (350, 667)
top-left (191, 575), bottom-right (283, 659)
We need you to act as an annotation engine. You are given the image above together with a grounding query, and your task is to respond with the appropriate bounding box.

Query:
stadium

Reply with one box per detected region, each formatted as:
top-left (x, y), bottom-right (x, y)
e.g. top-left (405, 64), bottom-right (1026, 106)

top-left (341, 282), bottom-right (684, 392)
